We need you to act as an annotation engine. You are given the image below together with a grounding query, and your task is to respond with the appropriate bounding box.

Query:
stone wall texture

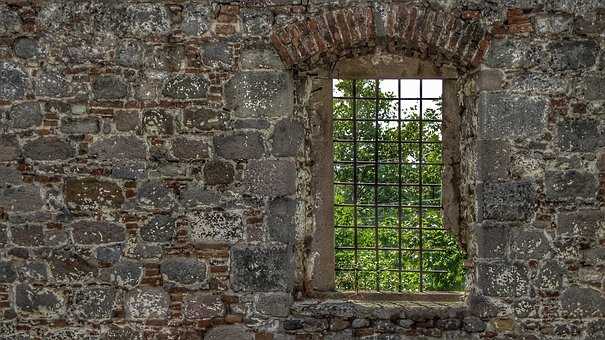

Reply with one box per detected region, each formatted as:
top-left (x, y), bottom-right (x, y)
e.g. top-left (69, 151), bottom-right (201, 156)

top-left (0, 0), bottom-right (603, 339)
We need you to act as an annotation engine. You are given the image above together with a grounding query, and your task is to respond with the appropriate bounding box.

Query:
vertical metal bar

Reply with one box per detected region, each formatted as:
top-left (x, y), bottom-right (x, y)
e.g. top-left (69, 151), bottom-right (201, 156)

top-left (397, 79), bottom-right (403, 292)
top-left (418, 80), bottom-right (424, 292)
top-left (374, 80), bottom-right (380, 291)
top-left (352, 80), bottom-right (359, 292)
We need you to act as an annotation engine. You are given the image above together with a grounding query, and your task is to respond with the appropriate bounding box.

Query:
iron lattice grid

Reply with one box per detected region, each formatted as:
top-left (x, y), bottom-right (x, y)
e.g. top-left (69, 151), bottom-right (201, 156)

top-left (332, 78), bottom-right (447, 292)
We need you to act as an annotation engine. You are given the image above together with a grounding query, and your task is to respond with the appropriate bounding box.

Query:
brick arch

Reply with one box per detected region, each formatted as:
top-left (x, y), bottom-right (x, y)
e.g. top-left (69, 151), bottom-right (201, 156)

top-left (270, 4), bottom-right (491, 69)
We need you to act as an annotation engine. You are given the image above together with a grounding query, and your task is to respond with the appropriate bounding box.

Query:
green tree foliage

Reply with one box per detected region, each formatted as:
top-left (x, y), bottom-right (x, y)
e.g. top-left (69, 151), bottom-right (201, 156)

top-left (333, 79), bottom-right (465, 292)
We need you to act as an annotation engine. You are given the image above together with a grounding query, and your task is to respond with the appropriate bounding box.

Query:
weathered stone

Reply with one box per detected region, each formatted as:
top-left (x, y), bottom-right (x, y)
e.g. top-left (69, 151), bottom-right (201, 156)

top-left (467, 294), bottom-right (500, 318)
top-left (183, 293), bottom-right (224, 319)
top-left (109, 260), bottom-right (143, 288)
top-left (0, 135), bottom-right (20, 161)
top-left (15, 283), bottom-right (64, 316)
top-left (73, 287), bottom-right (115, 319)
top-left (476, 69), bottom-right (504, 91)
top-left (231, 243), bottom-right (292, 292)
top-left (476, 223), bottom-right (510, 258)
top-left (96, 245), bottom-right (122, 264)
top-left (60, 117), bottom-right (100, 135)
top-left (180, 186), bottom-right (221, 208)
top-left (17, 261), bottom-right (47, 283)
top-left (111, 162), bottom-right (146, 180)
top-left (224, 71), bottom-right (293, 118)
top-left (243, 159), bottom-right (296, 197)
top-left (34, 71), bottom-right (69, 97)
top-left (182, 4), bottom-right (210, 36)
top-left (0, 62), bottom-right (27, 100)
top-left (462, 316), bottom-right (486, 333)
top-left (0, 6), bottom-right (21, 34)
top-left (71, 220), bottom-right (126, 245)
top-left (201, 42), bottom-right (233, 68)
top-left (584, 76), bottom-right (605, 101)
top-left (479, 93), bottom-right (546, 139)
top-left (478, 139), bottom-right (511, 181)
top-left (545, 170), bottom-right (598, 201)
top-left (0, 185), bottom-right (44, 212)
top-left (172, 137), bottom-right (208, 160)
top-left (48, 248), bottom-right (97, 282)
top-left (510, 229), bottom-right (551, 260)
top-left (561, 286), bottom-right (605, 318)
top-left (271, 119), bottom-right (304, 156)
top-left (8, 102), bottom-right (43, 129)
top-left (241, 8), bottom-right (272, 36)
top-left (558, 119), bottom-right (604, 152)
top-left (140, 215), bottom-right (176, 242)
top-left (477, 181), bottom-right (536, 221)
top-left (161, 257), bottom-right (207, 287)
top-left (0, 167), bottom-right (21, 186)
top-left (254, 293), bottom-right (292, 317)
top-left (149, 44), bottom-right (184, 72)
top-left (485, 39), bottom-right (537, 69)
top-left (586, 320), bottom-right (605, 340)
top-left (64, 177), bottom-right (124, 211)
top-left (93, 75), bottom-right (128, 99)
top-left (214, 131), bottom-right (265, 159)
top-left (241, 48), bottom-right (284, 70)
top-left (204, 325), bottom-right (253, 340)
top-left (535, 260), bottom-right (565, 292)
top-left (10, 224), bottom-right (44, 246)
top-left (137, 180), bottom-right (175, 209)
top-left (114, 111), bottom-right (141, 132)
top-left (126, 3), bottom-right (170, 36)
top-left (90, 136), bottom-right (147, 160)
top-left (189, 210), bottom-right (243, 243)
top-left (204, 160), bottom-right (235, 185)
top-left (162, 74), bottom-right (209, 99)
top-left (0, 261), bottom-right (16, 283)
top-left (267, 197), bottom-right (297, 244)
top-left (233, 119), bottom-right (270, 129)
top-left (548, 40), bottom-right (598, 70)
top-left (535, 15), bottom-right (572, 34)
top-left (142, 109), bottom-right (174, 135)
top-left (116, 39), bottom-right (146, 68)
top-left (183, 107), bottom-right (226, 130)
top-left (125, 288), bottom-right (169, 320)
top-left (477, 262), bottom-right (529, 297)
top-left (101, 326), bottom-right (142, 340)
top-left (557, 209), bottom-right (603, 242)
top-left (23, 137), bottom-right (74, 161)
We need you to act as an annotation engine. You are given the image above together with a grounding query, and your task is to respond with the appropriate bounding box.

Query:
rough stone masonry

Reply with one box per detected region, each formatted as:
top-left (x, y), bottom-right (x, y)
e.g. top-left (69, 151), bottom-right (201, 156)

top-left (0, 0), bottom-right (604, 339)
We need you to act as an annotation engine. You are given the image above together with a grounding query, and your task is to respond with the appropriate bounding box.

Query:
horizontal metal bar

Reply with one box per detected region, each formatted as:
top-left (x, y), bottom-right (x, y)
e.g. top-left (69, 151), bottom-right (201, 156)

top-left (333, 118), bottom-right (442, 123)
top-left (333, 96), bottom-right (442, 101)
top-left (334, 139), bottom-right (443, 144)
top-left (335, 246), bottom-right (449, 252)
top-left (334, 181), bottom-right (442, 187)
top-left (335, 225), bottom-right (445, 231)
top-left (335, 268), bottom-right (448, 274)
top-left (335, 203), bottom-right (443, 208)
top-left (334, 160), bottom-right (444, 166)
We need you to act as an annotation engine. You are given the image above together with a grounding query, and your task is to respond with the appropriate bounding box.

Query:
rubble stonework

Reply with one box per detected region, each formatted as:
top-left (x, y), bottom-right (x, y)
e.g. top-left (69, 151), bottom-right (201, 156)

top-left (0, 0), bottom-right (603, 339)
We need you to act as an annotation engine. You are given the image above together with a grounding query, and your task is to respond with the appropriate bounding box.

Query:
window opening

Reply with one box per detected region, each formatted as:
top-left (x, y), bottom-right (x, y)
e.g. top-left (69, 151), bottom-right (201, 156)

top-left (332, 79), bottom-right (464, 292)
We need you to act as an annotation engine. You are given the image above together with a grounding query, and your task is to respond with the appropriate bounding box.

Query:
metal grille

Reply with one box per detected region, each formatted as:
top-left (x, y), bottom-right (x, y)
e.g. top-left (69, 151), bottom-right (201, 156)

top-left (332, 78), bottom-right (453, 292)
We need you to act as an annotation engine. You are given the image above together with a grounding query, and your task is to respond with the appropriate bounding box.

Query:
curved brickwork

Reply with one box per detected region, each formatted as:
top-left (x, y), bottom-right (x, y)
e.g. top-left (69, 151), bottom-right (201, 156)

top-left (271, 4), bottom-right (491, 69)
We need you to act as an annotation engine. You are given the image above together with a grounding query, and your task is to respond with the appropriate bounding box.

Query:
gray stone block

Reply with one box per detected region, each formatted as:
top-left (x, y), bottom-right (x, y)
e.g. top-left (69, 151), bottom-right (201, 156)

top-left (204, 325), bottom-right (253, 340)
top-left (271, 119), bottom-right (304, 157)
top-left (0, 261), bottom-right (16, 283)
top-left (48, 248), bottom-right (97, 283)
top-left (160, 257), bottom-right (207, 286)
top-left (90, 136), bottom-right (147, 160)
top-left (477, 181), bottom-right (536, 222)
top-left (101, 326), bottom-right (142, 340)
top-left (214, 131), bottom-right (265, 159)
top-left (535, 260), bottom-right (565, 292)
top-left (267, 197), bottom-right (297, 244)
top-left (243, 159), bottom-right (296, 197)
top-left (23, 137), bottom-right (75, 161)
top-left (162, 74), bottom-right (209, 99)
top-left (179, 186), bottom-right (221, 208)
top-left (171, 137), bottom-right (208, 160)
top-left (241, 8), bottom-right (272, 36)
top-left (137, 180), bottom-right (175, 209)
top-left (96, 245), bottom-right (122, 264)
top-left (10, 224), bottom-right (44, 247)
top-left (109, 260), bottom-right (143, 288)
top-left (0, 62), bottom-right (27, 100)
top-left (182, 4), bottom-right (210, 36)
top-left (478, 139), bottom-right (511, 181)
top-left (125, 288), bottom-right (170, 320)
top-left (34, 71), bottom-right (69, 97)
top-left (93, 75), bottom-right (128, 99)
top-left (183, 293), bottom-right (225, 319)
top-left (254, 293), bottom-right (292, 317)
top-left (0, 167), bottom-right (22, 186)
top-left (557, 209), bottom-right (604, 241)
top-left (548, 40), bottom-right (598, 70)
top-left (114, 111), bottom-right (141, 132)
top-left (231, 243), bottom-right (293, 292)
top-left (64, 177), bottom-right (124, 211)
top-left (224, 71), bottom-right (293, 118)
top-left (142, 109), bottom-right (174, 135)
top-left (561, 286), bottom-right (605, 318)
top-left (0, 135), bottom-right (20, 161)
top-left (0, 6), bottom-right (21, 34)
top-left (73, 287), bottom-right (116, 319)
top-left (60, 117), bottom-right (100, 135)
top-left (558, 119), bottom-right (604, 152)
top-left (585, 77), bottom-right (605, 100)
top-left (0, 185), bottom-right (44, 212)
top-left (510, 229), bottom-right (551, 260)
top-left (241, 48), bottom-right (284, 70)
top-left (475, 223), bottom-right (510, 258)
top-left (71, 220), bottom-right (126, 245)
top-left (479, 93), bottom-right (546, 139)
top-left (116, 39), bottom-right (146, 68)
top-left (15, 283), bottom-right (64, 316)
top-left (8, 102), bottom-right (43, 129)
top-left (477, 262), bottom-right (529, 297)
top-left (545, 170), bottom-right (598, 201)
top-left (140, 215), bottom-right (176, 242)
top-left (189, 209), bottom-right (243, 243)
top-left (203, 160), bottom-right (235, 185)
top-left (200, 42), bottom-right (233, 69)
top-left (183, 107), bottom-right (226, 130)
top-left (126, 3), bottom-right (170, 37)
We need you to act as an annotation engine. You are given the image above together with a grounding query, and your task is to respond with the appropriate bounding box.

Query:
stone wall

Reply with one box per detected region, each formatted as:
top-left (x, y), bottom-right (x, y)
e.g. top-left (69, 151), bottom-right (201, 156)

top-left (0, 0), bottom-right (603, 339)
